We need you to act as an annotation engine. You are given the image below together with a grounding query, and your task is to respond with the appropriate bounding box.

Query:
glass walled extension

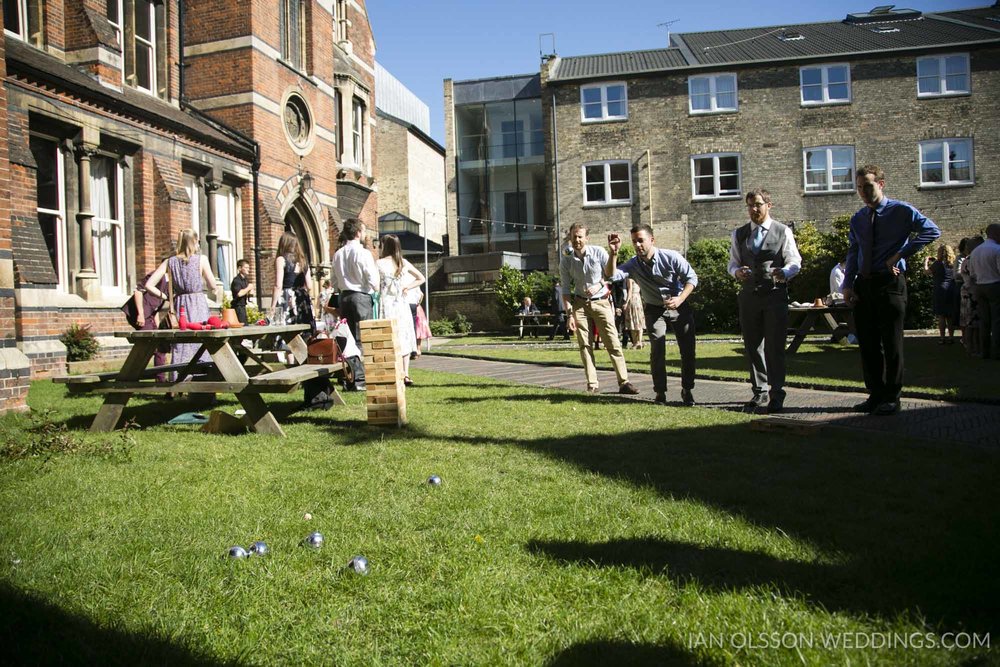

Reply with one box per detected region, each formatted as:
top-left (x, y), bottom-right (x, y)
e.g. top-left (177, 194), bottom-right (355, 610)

top-left (455, 98), bottom-right (548, 261)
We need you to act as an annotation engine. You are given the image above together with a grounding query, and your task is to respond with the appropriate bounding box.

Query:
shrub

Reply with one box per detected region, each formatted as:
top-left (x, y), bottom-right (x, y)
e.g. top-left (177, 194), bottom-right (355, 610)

top-left (452, 312), bottom-right (472, 334)
top-left (60, 323), bottom-right (100, 362)
top-left (494, 266), bottom-right (559, 321)
top-left (686, 239), bottom-right (740, 333)
top-left (429, 318), bottom-right (456, 336)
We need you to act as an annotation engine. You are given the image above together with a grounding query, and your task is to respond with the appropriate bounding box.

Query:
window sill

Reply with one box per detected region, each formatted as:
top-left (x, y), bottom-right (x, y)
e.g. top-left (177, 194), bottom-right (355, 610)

top-left (277, 58), bottom-right (312, 81)
top-left (689, 109), bottom-right (739, 116)
top-left (800, 100), bottom-right (851, 108)
top-left (691, 195), bottom-right (742, 202)
top-left (583, 201), bottom-right (632, 209)
top-left (803, 189), bottom-right (855, 197)
top-left (917, 182), bottom-right (974, 191)
top-left (581, 117), bottom-right (629, 125)
top-left (917, 91), bottom-right (971, 100)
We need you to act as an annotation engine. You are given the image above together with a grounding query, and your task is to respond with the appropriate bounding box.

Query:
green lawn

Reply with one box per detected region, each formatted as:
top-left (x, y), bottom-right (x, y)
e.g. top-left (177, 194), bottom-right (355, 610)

top-left (432, 336), bottom-right (994, 401)
top-left (1, 374), bottom-right (997, 665)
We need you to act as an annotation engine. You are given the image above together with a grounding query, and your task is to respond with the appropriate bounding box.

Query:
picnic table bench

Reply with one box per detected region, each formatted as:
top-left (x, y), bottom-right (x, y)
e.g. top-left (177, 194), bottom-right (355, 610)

top-left (56, 324), bottom-right (342, 437)
top-left (513, 313), bottom-right (554, 339)
top-left (786, 305), bottom-right (856, 353)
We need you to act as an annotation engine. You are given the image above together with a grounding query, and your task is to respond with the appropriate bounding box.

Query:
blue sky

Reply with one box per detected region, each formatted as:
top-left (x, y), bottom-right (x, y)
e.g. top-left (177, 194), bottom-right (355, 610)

top-left (367, 0), bottom-right (975, 143)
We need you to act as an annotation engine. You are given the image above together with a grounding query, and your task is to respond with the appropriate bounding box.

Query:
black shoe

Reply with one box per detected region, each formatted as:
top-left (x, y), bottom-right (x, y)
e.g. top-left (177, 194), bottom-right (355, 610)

top-left (654, 392), bottom-right (667, 405)
top-left (766, 395), bottom-right (785, 414)
top-left (680, 389), bottom-right (695, 407)
top-left (853, 398), bottom-right (878, 413)
top-left (743, 393), bottom-right (769, 413)
top-left (619, 381), bottom-right (639, 395)
top-left (873, 401), bottom-right (900, 416)
top-left (351, 383), bottom-right (367, 392)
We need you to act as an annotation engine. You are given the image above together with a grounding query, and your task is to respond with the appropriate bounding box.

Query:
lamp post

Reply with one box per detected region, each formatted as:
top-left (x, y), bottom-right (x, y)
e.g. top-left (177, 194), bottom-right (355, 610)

top-left (423, 208), bottom-right (430, 334)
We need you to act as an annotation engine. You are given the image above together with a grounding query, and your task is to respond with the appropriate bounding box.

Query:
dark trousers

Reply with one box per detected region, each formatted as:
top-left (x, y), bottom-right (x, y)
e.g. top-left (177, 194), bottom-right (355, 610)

top-left (975, 282), bottom-right (1000, 359)
top-left (340, 291), bottom-right (373, 346)
top-left (644, 301), bottom-right (696, 393)
top-left (234, 304), bottom-right (248, 325)
top-left (738, 285), bottom-right (788, 397)
top-left (548, 313), bottom-right (569, 340)
top-left (854, 273), bottom-right (907, 403)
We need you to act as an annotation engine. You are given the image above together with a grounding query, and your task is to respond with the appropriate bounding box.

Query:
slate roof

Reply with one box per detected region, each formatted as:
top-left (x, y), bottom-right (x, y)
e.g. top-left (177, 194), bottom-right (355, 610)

top-left (6, 39), bottom-right (254, 160)
top-left (547, 5), bottom-right (1000, 82)
top-left (553, 49), bottom-right (688, 80)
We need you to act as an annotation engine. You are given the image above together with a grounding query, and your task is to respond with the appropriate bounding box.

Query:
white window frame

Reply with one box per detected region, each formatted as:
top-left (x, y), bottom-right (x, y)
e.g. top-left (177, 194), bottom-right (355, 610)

top-left (107, 0), bottom-right (123, 43)
top-left (132, 0), bottom-right (157, 95)
top-left (799, 64), bottom-right (851, 105)
top-left (579, 82), bottom-right (628, 122)
top-left (35, 140), bottom-right (68, 292)
top-left (802, 145), bottom-right (856, 193)
top-left (917, 53), bottom-right (970, 98)
top-left (690, 153), bottom-right (742, 200)
top-left (91, 156), bottom-right (126, 295)
top-left (213, 186), bottom-right (242, 287)
top-left (688, 73), bottom-right (738, 114)
top-left (281, 0), bottom-right (306, 71)
top-left (919, 138), bottom-right (974, 187)
top-left (4, 0), bottom-right (42, 45)
top-left (582, 160), bottom-right (632, 207)
top-left (333, 0), bottom-right (348, 44)
top-left (352, 97), bottom-right (365, 169)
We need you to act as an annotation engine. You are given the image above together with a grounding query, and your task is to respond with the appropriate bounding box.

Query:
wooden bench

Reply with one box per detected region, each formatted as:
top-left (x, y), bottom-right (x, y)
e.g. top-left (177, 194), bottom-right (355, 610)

top-left (54, 362), bottom-right (214, 393)
top-left (510, 323), bottom-right (554, 339)
top-left (248, 363), bottom-right (345, 398)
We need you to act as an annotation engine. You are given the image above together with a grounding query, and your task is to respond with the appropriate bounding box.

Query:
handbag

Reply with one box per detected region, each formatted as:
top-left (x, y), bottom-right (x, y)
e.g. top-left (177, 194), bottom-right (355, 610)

top-left (306, 336), bottom-right (341, 365)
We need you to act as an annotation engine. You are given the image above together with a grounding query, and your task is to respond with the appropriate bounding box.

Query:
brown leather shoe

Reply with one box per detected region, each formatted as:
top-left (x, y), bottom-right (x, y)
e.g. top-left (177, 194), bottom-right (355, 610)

top-left (619, 381), bottom-right (639, 395)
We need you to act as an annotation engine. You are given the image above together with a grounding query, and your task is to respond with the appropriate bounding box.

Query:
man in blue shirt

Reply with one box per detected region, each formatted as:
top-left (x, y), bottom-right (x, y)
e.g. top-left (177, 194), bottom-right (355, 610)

top-left (842, 164), bottom-right (941, 416)
top-left (606, 224), bottom-right (699, 406)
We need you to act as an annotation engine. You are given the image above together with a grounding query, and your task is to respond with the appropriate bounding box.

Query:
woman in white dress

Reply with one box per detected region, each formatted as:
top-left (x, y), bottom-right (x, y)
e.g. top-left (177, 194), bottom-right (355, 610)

top-left (377, 235), bottom-right (425, 386)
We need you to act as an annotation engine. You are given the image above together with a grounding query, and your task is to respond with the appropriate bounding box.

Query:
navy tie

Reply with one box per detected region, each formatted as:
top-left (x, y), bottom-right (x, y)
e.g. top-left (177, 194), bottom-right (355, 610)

top-left (861, 209), bottom-right (875, 278)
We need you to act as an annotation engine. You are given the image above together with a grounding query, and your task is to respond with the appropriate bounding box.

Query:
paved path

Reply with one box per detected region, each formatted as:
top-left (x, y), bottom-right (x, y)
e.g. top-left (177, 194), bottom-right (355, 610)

top-left (413, 354), bottom-right (1000, 449)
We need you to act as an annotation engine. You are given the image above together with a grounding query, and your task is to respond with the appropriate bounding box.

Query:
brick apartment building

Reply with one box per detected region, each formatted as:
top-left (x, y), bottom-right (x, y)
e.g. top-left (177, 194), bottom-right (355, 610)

top-left (0, 0), bottom-right (379, 413)
top-left (442, 4), bottom-right (1000, 329)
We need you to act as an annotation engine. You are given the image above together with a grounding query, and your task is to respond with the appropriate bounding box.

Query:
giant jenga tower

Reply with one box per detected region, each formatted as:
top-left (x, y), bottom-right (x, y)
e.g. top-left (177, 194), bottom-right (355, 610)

top-left (359, 320), bottom-right (407, 427)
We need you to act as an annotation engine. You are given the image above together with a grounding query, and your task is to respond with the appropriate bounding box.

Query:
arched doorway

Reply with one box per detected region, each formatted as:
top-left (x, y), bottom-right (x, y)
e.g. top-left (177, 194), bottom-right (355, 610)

top-left (282, 198), bottom-right (325, 299)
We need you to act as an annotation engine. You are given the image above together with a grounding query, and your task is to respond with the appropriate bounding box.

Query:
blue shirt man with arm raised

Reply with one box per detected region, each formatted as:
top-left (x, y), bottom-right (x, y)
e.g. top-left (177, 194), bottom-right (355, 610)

top-left (606, 224), bottom-right (698, 406)
top-left (843, 165), bottom-right (940, 416)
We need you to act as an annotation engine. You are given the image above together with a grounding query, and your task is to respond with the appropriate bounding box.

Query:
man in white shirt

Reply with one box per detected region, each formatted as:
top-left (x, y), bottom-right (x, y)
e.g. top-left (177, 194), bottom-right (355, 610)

top-left (728, 189), bottom-right (801, 413)
top-left (829, 260), bottom-right (846, 300)
top-left (559, 223), bottom-right (639, 395)
top-left (967, 223), bottom-right (1000, 360)
top-left (332, 218), bottom-right (379, 346)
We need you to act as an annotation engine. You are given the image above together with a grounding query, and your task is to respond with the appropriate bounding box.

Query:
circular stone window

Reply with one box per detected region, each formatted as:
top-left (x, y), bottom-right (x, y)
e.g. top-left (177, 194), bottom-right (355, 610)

top-left (283, 93), bottom-right (313, 152)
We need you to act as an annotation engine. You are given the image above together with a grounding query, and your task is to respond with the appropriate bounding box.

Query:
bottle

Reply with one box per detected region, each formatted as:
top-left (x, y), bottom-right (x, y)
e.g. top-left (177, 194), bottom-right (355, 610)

top-left (178, 306), bottom-right (188, 329)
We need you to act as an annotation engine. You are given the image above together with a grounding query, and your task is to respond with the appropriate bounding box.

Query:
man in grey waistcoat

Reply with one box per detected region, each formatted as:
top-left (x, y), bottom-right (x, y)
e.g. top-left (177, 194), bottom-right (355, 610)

top-left (728, 189), bottom-right (801, 414)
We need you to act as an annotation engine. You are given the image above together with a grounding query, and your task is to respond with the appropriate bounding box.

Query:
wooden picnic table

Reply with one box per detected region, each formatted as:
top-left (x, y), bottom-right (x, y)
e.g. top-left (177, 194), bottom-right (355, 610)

top-left (55, 324), bottom-right (343, 437)
top-left (513, 313), bottom-right (553, 339)
top-left (786, 305), bottom-right (856, 353)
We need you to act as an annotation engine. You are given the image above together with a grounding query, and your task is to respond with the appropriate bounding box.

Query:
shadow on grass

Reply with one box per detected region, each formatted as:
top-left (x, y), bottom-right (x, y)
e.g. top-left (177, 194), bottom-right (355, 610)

top-left (0, 583), bottom-right (234, 666)
top-left (312, 407), bottom-right (1000, 635)
top-left (546, 639), bottom-right (713, 666)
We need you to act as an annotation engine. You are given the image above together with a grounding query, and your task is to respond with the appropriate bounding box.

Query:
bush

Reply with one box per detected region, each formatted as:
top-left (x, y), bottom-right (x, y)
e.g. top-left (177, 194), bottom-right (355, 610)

top-left (494, 265), bottom-right (559, 321)
top-left (452, 312), bottom-right (472, 334)
top-left (686, 239), bottom-right (740, 333)
top-left (429, 318), bottom-right (455, 336)
top-left (60, 323), bottom-right (100, 362)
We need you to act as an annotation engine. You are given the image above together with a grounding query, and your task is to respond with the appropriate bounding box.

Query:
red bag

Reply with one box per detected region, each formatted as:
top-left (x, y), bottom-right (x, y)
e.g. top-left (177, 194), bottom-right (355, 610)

top-left (307, 337), bottom-right (341, 365)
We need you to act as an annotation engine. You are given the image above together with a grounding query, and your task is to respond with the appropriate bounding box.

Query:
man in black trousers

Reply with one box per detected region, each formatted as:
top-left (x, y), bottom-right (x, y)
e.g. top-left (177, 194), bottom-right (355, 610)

top-left (841, 165), bottom-right (940, 416)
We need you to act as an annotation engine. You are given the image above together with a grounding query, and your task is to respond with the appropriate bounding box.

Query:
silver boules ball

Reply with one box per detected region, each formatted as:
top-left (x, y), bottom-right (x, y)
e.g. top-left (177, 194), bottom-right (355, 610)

top-left (427, 475), bottom-right (442, 486)
top-left (228, 545), bottom-right (248, 559)
top-left (347, 555), bottom-right (369, 575)
top-left (304, 532), bottom-right (324, 548)
top-left (248, 541), bottom-right (269, 556)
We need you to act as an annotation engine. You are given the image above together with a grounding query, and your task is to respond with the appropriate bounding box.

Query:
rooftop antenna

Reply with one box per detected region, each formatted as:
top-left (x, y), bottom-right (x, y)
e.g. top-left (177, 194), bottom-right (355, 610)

top-left (658, 20), bottom-right (679, 46)
top-left (539, 33), bottom-right (556, 60)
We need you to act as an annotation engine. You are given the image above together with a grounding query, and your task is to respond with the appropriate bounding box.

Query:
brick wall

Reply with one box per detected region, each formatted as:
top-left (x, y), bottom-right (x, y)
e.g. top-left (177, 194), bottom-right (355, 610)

top-left (375, 116), bottom-right (409, 217)
top-left (548, 47), bottom-right (1000, 251)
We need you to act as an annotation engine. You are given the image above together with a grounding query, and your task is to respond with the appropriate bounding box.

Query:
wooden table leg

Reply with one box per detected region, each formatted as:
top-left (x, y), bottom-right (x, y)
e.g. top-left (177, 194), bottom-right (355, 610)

top-left (210, 341), bottom-right (284, 436)
top-left (786, 312), bottom-right (818, 353)
top-left (283, 333), bottom-right (308, 365)
top-left (91, 340), bottom-right (156, 431)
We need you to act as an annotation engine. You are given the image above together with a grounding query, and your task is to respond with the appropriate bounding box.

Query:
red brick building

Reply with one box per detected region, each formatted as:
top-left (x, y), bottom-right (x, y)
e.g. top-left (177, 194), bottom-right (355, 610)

top-left (0, 0), bottom-right (378, 413)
